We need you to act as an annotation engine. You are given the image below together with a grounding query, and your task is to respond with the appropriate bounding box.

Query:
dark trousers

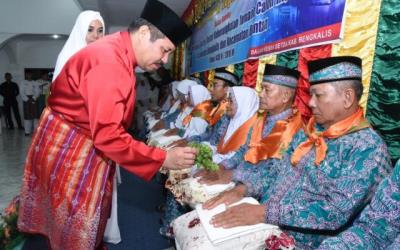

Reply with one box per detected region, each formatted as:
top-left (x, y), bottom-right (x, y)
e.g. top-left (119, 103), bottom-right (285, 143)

top-left (4, 100), bottom-right (22, 128)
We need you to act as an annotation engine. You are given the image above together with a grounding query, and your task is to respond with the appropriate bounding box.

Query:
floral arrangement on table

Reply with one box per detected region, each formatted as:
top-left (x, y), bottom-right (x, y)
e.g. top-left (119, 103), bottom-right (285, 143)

top-left (0, 196), bottom-right (25, 250)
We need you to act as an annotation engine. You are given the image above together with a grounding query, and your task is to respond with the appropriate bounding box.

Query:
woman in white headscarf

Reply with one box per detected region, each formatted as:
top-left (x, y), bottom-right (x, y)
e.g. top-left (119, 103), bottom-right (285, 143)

top-left (150, 79), bottom-right (197, 135)
top-left (181, 84), bottom-right (211, 138)
top-left (163, 84), bottom-right (211, 140)
top-left (175, 87), bottom-right (259, 210)
top-left (153, 84), bottom-right (211, 147)
top-left (212, 86), bottom-right (259, 163)
top-left (162, 80), bottom-right (180, 114)
top-left (159, 87), bottom-right (259, 238)
top-left (172, 79), bottom-right (198, 129)
top-left (52, 10), bottom-right (105, 81)
top-left (146, 80), bottom-right (180, 129)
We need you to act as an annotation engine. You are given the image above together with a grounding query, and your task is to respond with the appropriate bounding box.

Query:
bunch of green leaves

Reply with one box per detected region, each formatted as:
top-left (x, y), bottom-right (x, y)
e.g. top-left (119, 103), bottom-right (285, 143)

top-left (188, 142), bottom-right (219, 171)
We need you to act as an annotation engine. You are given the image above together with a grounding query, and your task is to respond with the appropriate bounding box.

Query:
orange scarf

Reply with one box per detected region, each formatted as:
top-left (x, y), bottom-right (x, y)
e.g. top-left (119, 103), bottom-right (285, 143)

top-left (244, 110), bottom-right (303, 164)
top-left (291, 107), bottom-right (370, 166)
top-left (182, 100), bottom-right (214, 126)
top-left (217, 113), bottom-right (259, 154)
top-left (208, 100), bottom-right (228, 126)
top-left (246, 111), bottom-right (268, 146)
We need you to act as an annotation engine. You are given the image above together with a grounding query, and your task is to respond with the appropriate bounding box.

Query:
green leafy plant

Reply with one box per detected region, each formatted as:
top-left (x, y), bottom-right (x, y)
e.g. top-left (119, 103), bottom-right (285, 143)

top-left (188, 142), bottom-right (219, 171)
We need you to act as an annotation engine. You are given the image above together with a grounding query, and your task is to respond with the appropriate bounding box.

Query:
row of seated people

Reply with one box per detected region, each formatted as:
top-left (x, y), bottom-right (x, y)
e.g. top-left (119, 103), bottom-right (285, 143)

top-left (144, 56), bottom-right (397, 250)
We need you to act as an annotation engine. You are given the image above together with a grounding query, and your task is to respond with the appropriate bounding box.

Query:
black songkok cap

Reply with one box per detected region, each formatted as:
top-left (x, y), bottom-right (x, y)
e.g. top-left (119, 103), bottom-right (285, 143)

top-left (140, 0), bottom-right (192, 47)
top-left (263, 64), bottom-right (300, 89)
top-left (308, 56), bottom-right (362, 85)
top-left (214, 68), bottom-right (239, 86)
top-left (264, 64), bottom-right (300, 79)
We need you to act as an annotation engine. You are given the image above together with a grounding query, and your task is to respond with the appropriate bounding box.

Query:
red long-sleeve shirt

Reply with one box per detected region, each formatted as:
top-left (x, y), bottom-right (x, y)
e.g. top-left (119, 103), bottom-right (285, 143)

top-left (49, 31), bottom-right (166, 181)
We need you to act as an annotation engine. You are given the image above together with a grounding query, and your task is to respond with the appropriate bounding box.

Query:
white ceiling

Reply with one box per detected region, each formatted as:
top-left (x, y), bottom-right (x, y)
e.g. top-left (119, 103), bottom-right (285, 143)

top-left (0, 0), bottom-right (190, 48)
top-left (77, 0), bottom-right (191, 29)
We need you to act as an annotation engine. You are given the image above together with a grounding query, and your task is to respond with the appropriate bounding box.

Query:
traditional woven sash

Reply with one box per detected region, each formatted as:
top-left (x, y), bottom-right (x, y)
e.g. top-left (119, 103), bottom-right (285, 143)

top-left (217, 113), bottom-right (259, 154)
top-left (291, 107), bottom-right (370, 166)
top-left (18, 107), bottom-right (114, 250)
top-left (245, 110), bottom-right (303, 164)
top-left (182, 100), bottom-right (214, 126)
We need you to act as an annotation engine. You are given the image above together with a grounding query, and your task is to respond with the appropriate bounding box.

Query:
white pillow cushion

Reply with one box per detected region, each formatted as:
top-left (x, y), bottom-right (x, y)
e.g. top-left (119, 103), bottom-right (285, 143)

top-left (173, 198), bottom-right (283, 250)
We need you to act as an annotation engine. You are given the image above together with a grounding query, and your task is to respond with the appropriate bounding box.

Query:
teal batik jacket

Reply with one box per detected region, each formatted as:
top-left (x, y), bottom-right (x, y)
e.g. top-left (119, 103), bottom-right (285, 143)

top-left (318, 159), bottom-right (400, 250)
top-left (233, 127), bottom-right (392, 249)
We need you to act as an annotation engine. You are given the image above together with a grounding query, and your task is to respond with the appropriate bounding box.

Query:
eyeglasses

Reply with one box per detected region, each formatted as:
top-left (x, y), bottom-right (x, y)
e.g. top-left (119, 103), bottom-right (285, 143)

top-left (211, 82), bottom-right (225, 89)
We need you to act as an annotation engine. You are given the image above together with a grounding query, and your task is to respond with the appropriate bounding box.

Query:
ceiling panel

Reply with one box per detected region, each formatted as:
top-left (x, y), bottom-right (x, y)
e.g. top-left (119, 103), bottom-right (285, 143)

top-left (77, 0), bottom-right (190, 28)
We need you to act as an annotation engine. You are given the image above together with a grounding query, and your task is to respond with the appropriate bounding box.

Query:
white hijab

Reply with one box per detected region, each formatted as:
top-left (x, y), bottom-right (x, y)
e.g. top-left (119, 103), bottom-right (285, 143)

top-left (223, 86), bottom-right (259, 143)
top-left (173, 79), bottom-right (198, 128)
top-left (176, 79), bottom-right (198, 95)
top-left (181, 85), bottom-right (211, 138)
top-left (171, 81), bottom-right (180, 99)
top-left (189, 85), bottom-right (211, 107)
top-left (53, 10), bottom-right (105, 81)
top-left (165, 81), bottom-right (184, 114)
top-left (167, 99), bottom-right (181, 115)
top-left (158, 80), bottom-right (179, 112)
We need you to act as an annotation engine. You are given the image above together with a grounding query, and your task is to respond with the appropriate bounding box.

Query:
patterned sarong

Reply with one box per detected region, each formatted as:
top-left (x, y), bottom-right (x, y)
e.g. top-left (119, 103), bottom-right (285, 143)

top-left (18, 107), bottom-right (114, 250)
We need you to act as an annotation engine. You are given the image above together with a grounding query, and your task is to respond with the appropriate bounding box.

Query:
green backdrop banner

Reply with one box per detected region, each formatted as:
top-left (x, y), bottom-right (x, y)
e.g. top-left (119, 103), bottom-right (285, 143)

top-left (276, 50), bottom-right (299, 70)
top-left (366, 0), bottom-right (400, 162)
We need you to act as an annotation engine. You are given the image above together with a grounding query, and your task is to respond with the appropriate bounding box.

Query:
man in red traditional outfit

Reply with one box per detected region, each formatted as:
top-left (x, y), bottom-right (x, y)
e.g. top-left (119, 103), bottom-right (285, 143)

top-left (17, 1), bottom-right (196, 249)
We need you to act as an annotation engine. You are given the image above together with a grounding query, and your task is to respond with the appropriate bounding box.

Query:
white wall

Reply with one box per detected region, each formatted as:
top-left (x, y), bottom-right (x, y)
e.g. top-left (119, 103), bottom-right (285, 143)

top-left (0, 49), bottom-right (11, 75)
top-left (0, 0), bottom-right (82, 35)
top-left (16, 39), bottom-right (66, 69)
top-left (0, 33), bottom-right (17, 49)
top-left (0, 0), bottom-right (81, 128)
top-left (0, 44), bottom-right (20, 84)
top-left (0, 37), bottom-right (66, 81)
top-left (0, 36), bottom-right (66, 127)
